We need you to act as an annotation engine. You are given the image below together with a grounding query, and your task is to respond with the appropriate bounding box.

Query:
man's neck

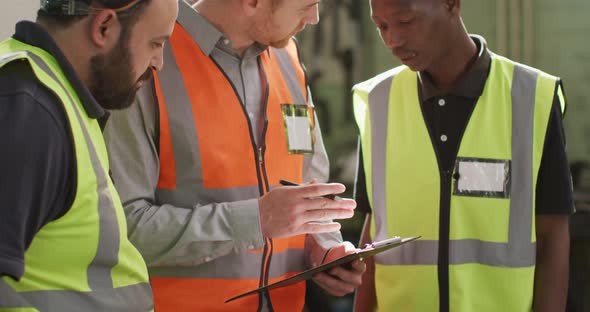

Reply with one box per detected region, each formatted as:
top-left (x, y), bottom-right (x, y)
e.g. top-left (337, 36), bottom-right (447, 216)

top-left (194, 0), bottom-right (255, 57)
top-left (426, 33), bottom-right (478, 93)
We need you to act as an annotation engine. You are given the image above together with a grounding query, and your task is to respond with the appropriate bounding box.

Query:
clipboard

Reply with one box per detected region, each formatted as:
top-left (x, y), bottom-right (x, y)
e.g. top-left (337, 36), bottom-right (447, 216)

top-left (225, 235), bottom-right (420, 303)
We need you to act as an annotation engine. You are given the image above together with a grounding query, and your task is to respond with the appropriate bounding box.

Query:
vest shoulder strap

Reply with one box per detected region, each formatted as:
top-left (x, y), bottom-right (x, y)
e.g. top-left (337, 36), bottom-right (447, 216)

top-left (0, 51), bottom-right (28, 66)
top-left (353, 65), bottom-right (408, 94)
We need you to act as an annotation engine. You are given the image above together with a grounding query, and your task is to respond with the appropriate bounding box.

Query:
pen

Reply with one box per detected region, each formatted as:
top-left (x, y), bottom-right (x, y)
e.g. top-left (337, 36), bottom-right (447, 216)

top-left (364, 236), bottom-right (401, 249)
top-left (279, 179), bottom-right (337, 200)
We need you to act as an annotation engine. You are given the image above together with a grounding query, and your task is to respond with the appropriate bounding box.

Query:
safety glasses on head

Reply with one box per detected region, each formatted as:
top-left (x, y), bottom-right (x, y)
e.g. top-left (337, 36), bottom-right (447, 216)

top-left (40, 0), bottom-right (143, 16)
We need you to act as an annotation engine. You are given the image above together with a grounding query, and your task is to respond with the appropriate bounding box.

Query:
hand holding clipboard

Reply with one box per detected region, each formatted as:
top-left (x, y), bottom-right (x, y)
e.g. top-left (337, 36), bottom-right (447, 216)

top-left (225, 235), bottom-right (420, 303)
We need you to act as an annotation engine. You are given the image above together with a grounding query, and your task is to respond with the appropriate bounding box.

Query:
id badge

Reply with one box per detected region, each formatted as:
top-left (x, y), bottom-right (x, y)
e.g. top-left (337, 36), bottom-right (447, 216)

top-left (453, 157), bottom-right (511, 198)
top-left (281, 104), bottom-right (313, 154)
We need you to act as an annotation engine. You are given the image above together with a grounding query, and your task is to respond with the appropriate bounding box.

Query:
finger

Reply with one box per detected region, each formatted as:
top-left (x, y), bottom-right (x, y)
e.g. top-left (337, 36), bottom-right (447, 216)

top-left (312, 272), bottom-right (356, 296)
top-left (295, 183), bottom-right (346, 198)
top-left (326, 266), bottom-right (363, 288)
top-left (312, 273), bottom-right (350, 297)
top-left (304, 197), bottom-right (357, 210)
top-left (303, 208), bottom-right (354, 223)
top-left (300, 222), bottom-right (341, 234)
top-left (351, 259), bottom-right (367, 273)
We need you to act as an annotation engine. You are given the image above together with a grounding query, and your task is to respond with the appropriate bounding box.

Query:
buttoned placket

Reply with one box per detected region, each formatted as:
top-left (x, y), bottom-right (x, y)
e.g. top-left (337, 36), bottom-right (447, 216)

top-left (438, 98), bottom-right (448, 143)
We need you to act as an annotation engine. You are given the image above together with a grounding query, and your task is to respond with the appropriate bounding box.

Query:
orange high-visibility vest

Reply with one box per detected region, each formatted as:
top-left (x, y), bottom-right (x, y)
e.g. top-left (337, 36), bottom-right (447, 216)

top-left (150, 22), bottom-right (313, 311)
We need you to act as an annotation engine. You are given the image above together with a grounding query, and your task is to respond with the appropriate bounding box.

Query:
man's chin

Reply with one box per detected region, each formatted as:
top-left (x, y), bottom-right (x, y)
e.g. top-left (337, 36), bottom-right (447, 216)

top-left (116, 94), bottom-right (138, 110)
top-left (97, 93), bottom-right (137, 111)
top-left (269, 38), bottom-right (292, 49)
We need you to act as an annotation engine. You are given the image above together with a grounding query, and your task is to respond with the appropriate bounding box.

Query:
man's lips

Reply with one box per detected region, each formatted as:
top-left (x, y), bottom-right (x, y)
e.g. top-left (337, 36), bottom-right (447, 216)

top-left (396, 51), bottom-right (417, 61)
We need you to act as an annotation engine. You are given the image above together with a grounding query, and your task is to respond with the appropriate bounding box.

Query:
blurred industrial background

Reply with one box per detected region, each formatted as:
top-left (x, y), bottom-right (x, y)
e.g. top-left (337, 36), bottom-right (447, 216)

top-left (1, 0), bottom-right (589, 311)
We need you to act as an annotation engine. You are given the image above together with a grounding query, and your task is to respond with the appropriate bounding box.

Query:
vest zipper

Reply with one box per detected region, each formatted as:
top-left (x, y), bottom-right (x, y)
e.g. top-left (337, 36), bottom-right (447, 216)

top-left (257, 145), bottom-right (274, 312)
top-left (418, 85), bottom-right (479, 312)
top-left (210, 57), bottom-right (271, 312)
top-left (438, 169), bottom-right (452, 312)
top-left (257, 57), bottom-right (275, 312)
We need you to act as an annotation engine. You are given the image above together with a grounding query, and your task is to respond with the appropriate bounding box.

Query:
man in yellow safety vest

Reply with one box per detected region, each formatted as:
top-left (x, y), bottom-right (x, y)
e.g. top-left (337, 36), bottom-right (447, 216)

top-left (0, 1), bottom-right (177, 310)
top-left (353, 0), bottom-right (573, 311)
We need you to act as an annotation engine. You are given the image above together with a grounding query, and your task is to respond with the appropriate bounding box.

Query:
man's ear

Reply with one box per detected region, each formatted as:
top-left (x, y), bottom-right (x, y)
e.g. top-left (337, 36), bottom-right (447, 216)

top-left (88, 9), bottom-right (121, 50)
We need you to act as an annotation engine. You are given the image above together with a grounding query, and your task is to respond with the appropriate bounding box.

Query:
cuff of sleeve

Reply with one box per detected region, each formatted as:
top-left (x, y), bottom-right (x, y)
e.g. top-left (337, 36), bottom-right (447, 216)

top-left (304, 231), bottom-right (343, 268)
top-left (229, 198), bottom-right (265, 252)
top-left (0, 255), bottom-right (24, 281)
top-left (310, 231), bottom-right (343, 250)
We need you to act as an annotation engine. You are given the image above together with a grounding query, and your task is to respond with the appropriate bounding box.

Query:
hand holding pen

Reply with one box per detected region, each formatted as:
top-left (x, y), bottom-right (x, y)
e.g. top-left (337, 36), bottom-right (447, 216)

top-left (257, 179), bottom-right (356, 239)
top-left (279, 180), bottom-right (338, 200)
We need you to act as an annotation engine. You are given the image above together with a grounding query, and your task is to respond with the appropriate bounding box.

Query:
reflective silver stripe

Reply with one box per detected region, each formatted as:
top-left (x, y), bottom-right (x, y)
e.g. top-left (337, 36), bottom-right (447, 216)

top-left (367, 74), bottom-right (394, 247)
top-left (272, 47), bottom-right (314, 179)
top-left (27, 53), bottom-right (120, 288)
top-left (268, 249), bottom-right (307, 279)
top-left (1, 282), bottom-right (152, 312)
top-left (158, 44), bottom-right (202, 190)
top-left (508, 63), bottom-right (537, 262)
top-left (0, 279), bottom-right (34, 308)
top-left (273, 48), bottom-right (306, 105)
top-left (381, 239), bottom-right (535, 266)
top-left (149, 249), bottom-right (305, 279)
top-left (372, 61), bottom-right (537, 267)
top-left (376, 240), bottom-right (439, 265)
top-left (157, 185), bottom-right (261, 207)
top-left (0, 51), bottom-right (27, 65)
top-left (451, 239), bottom-right (535, 266)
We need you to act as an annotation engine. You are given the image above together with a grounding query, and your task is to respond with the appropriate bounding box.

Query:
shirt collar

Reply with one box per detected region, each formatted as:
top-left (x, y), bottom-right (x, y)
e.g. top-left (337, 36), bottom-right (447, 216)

top-left (13, 21), bottom-right (106, 119)
top-left (418, 35), bottom-right (491, 101)
top-left (177, 0), bottom-right (267, 59)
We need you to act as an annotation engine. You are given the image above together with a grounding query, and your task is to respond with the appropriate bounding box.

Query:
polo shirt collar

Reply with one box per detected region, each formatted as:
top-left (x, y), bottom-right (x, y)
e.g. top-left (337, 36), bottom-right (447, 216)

top-left (419, 35), bottom-right (491, 101)
top-left (13, 21), bottom-right (106, 119)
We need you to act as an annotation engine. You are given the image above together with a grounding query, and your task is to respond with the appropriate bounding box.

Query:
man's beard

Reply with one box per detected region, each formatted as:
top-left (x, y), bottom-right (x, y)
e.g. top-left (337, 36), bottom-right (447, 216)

top-left (88, 35), bottom-right (152, 110)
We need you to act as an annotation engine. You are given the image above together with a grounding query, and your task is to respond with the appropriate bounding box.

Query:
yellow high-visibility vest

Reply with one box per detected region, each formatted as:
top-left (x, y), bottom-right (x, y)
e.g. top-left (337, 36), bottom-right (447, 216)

top-left (0, 37), bottom-right (153, 312)
top-left (353, 54), bottom-right (560, 312)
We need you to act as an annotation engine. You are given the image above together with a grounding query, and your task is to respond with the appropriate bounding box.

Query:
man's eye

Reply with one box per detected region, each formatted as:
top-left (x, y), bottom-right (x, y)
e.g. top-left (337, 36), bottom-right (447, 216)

top-left (399, 18), bottom-right (414, 25)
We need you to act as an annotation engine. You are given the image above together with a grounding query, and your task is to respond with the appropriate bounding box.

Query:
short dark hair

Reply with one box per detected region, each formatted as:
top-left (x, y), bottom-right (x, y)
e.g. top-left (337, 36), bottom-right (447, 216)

top-left (37, 0), bottom-right (151, 30)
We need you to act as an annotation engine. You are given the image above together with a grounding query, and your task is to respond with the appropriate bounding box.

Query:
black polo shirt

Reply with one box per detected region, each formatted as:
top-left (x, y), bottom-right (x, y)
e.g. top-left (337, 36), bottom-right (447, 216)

top-left (0, 21), bottom-right (107, 281)
top-left (356, 35), bottom-right (574, 216)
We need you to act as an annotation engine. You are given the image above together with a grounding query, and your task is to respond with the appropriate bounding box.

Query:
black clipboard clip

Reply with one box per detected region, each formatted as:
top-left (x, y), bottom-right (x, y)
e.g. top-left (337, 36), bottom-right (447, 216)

top-left (225, 235), bottom-right (420, 303)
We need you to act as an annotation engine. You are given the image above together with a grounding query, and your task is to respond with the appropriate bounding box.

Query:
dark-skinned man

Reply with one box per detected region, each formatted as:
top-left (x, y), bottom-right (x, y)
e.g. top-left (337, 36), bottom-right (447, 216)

top-left (353, 0), bottom-right (572, 311)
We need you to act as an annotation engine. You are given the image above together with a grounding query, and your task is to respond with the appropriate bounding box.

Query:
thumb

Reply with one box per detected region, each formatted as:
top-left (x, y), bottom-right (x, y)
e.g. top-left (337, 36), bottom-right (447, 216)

top-left (323, 241), bottom-right (357, 263)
